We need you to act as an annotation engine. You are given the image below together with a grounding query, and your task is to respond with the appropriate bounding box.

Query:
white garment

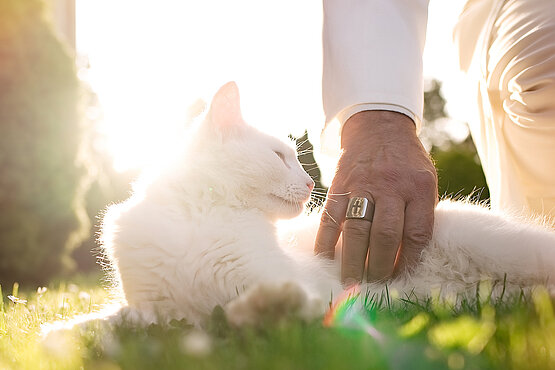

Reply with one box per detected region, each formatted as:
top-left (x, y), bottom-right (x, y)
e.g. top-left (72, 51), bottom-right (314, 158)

top-left (457, 0), bottom-right (555, 217)
top-left (323, 0), bottom-right (555, 219)
top-left (322, 0), bottom-right (429, 131)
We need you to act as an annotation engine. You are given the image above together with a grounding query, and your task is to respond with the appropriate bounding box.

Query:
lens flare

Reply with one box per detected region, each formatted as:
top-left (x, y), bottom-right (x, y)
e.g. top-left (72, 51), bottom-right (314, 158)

top-left (323, 285), bottom-right (384, 342)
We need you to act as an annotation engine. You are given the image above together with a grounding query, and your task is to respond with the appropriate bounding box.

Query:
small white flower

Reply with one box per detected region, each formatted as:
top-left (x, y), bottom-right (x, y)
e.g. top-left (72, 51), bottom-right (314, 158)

top-left (67, 284), bottom-right (79, 293)
top-left (37, 287), bottom-right (48, 295)
top-left (181, 330), bottom-right (212, 357)
top-left (7, 295), bottom-right (27, 304)
top-left (78, 291), bottom-right (91, 301)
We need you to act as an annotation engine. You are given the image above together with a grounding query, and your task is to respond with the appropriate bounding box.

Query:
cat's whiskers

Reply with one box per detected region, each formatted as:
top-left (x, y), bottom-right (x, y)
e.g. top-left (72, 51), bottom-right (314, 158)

top-left (295, 139), bottom-right (310, 149)
top-left (310, 192), bottom-right (327, 197)
top-left (327, 191), bottom-right (351, 197)
top-left (310, 193), bottom-right (331, 199)
top-left (323, 209), bottom-right (339, 226)
top-left (311, 189), bottom-right (329, 194)
top-left (311, 192), bottom-right (327, 198)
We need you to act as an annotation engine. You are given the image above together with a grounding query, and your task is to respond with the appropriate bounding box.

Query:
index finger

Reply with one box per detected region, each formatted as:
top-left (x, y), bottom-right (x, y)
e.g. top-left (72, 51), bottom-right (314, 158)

top-left (314, 191), bottom-right (348, 259)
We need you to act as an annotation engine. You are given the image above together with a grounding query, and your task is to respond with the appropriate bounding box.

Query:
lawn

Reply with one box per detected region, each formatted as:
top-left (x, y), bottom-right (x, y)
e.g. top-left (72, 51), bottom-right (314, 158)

top-left (1, 276), bottom-right (555, 370)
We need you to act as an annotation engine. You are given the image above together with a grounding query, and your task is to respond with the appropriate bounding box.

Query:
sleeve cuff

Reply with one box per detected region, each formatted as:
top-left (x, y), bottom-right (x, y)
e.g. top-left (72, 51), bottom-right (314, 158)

top-left (336, 103), bottom-right (421, 134)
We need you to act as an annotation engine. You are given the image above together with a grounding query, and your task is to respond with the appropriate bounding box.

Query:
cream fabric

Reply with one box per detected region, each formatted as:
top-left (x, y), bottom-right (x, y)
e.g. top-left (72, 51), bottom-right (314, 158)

top-left (456, 0), bottom-right (555, 218)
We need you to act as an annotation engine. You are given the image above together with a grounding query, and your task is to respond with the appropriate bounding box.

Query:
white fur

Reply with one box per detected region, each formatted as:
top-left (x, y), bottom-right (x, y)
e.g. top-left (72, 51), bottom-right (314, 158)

top-left (99, 82), bottom-right (555, 327)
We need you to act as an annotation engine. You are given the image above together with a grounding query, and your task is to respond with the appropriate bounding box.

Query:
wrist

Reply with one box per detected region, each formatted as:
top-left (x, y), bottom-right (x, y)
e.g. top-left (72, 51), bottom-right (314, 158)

top-left (341, 110), bottom-right (417, 149)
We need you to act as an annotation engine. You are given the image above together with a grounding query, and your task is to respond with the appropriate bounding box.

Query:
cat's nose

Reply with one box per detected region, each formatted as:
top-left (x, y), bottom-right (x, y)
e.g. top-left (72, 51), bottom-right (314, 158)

top-left (307, 180), bottom-right (315, 192)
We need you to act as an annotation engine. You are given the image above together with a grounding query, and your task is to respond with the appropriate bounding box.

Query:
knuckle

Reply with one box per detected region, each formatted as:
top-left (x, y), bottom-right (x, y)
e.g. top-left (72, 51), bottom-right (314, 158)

top-left (404, 229), bottom-right (432, 249)
top-left (413, 169), bottom-right (437, 189)
top-left (372, 226), bottom-right (401, 247)
top-left (343, 222), bottom-right (370, 240)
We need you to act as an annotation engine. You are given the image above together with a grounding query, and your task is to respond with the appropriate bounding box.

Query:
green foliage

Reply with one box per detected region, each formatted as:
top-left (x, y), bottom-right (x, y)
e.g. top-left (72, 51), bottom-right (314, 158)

top-left (423, 79), bottom-right (447, 124)
top-left (290, 131), bottom-right (328, 210)
top-left (2, 277), bottom-right (555, 369)
top-left (422, 79), bottom-right (490, 202)
top-left (0, 0), bottom-right (84, 285)
top-left (67, 79), bottom-right (136, 272)
top-left (71, 164), bottom-right (135, 272)
top-left (432, 139), bottom-right (490, 201)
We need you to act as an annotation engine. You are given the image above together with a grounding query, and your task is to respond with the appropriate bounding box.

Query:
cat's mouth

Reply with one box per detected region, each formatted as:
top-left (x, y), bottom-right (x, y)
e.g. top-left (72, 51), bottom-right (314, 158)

top-left (267, 193), bottom-right (306, 210)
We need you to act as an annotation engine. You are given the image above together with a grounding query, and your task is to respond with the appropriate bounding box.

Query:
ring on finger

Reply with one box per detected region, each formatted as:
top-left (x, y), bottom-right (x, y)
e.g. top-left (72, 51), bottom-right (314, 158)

top-left (345, 197), bottom-right (375, 222)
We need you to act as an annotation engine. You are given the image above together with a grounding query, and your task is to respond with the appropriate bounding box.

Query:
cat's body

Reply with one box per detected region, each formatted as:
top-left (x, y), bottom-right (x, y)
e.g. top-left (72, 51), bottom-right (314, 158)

top-left (99, 82), bottom-right (555, 328)
top-left (102, 177), bottom-right (337, 325)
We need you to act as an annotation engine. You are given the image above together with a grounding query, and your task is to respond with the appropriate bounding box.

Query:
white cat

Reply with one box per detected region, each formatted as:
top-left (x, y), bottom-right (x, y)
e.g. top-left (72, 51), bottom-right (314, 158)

top-left (99, 82), bottom-right (555, 328)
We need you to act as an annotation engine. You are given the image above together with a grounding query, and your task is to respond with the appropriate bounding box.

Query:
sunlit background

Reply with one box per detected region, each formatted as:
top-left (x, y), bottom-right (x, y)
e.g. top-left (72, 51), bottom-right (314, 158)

top-left (76, 0), bottom-right (468, 177)
top-left (1, 0), bottom-right (488, 286)
top-left (2, 4), bottom-right (553, 368)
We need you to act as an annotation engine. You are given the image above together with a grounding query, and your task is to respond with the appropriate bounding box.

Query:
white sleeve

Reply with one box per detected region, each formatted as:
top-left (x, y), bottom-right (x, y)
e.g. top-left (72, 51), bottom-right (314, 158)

top-left (322, 0), bottom-right (430, 133)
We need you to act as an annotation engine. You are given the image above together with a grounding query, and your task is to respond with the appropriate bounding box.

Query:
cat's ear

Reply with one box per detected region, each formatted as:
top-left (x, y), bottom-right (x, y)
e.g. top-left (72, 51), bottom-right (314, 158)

top-left (206, 82), bottom-right (244, 134)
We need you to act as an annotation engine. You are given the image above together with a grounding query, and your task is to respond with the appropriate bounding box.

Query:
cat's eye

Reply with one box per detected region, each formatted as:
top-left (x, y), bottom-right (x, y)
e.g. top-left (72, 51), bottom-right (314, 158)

top-left (274, 151), bottom-right (290, 168)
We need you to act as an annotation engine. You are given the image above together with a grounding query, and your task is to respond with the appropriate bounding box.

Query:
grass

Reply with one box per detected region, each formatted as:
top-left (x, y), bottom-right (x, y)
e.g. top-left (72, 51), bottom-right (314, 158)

top-left (1, 276), bottom-right (555, 369)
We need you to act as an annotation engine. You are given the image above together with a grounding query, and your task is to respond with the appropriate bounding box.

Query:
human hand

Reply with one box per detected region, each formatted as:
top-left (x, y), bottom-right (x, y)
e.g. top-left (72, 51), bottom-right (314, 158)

top-left (315, 110), bottom-right (438, 285)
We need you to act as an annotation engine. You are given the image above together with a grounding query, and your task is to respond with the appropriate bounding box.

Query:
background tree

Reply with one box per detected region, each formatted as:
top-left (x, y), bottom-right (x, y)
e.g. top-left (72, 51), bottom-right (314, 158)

top-left (421, 80), bottom-right (489, 202)
top-left (291, 131), bottom-right (328, 210)
top-left (70, 71), bottom-right (136, 272)
top-left (0, 0), bottom-right (86, 285)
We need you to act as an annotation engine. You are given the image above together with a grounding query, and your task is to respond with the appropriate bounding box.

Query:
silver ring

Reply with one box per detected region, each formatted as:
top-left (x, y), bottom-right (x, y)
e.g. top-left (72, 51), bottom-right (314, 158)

top-left (345, 197), bottom-right (374, 222)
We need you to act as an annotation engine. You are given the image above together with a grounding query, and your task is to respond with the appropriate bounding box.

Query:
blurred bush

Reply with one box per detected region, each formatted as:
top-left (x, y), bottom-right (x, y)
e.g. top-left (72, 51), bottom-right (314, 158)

top-left (70, 80), bottom-right (136, 272)
top-left (0, 0), bottom-right (86, 285)
top-left (422, 80), bottom-right (490, 202)
top-left (291, 131), bottom-right (328, 211)
top-left (432, 138), bottom-right (490, 201)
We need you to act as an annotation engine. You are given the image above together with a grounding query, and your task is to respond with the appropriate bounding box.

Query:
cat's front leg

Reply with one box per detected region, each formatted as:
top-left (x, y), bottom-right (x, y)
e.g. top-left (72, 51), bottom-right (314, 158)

top-left (224, 281), bottom-right (326, 327)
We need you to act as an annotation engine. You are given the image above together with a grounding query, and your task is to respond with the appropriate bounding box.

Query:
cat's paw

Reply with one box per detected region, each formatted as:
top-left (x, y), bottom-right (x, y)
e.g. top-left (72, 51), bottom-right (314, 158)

top-left (224, 281), bottom-right (325, 327)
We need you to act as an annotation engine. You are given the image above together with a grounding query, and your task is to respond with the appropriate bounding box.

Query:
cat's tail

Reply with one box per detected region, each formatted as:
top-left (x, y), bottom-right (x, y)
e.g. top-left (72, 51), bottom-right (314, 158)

top-left (40, 303), bottom-right (123, 339)
top-left (40, 302), bottom-right (162, 343)
top-left (432, 200), bottom-right (555, 285)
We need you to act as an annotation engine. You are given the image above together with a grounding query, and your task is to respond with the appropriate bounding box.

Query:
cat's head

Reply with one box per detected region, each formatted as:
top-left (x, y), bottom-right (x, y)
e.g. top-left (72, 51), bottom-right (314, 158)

top-left (189, 82), bottom-right (314, 219)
